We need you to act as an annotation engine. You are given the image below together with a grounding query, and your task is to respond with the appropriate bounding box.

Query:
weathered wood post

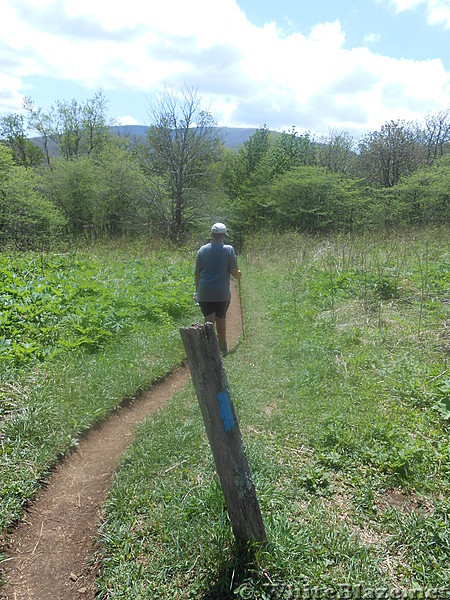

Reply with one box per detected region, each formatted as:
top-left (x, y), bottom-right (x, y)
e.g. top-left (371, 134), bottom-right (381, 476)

top-left (180, 322), bottom-right (266, 546)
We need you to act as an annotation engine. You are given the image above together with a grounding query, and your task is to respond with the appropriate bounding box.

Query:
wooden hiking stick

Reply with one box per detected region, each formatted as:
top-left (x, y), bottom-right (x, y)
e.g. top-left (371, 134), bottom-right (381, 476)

top-left (238, 277), bottom-right (245, 338)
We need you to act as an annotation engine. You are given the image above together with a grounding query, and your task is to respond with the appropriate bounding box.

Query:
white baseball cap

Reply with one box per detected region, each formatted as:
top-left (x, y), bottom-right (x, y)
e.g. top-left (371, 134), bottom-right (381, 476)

top-left (211, 222), bottom-right (227, 235)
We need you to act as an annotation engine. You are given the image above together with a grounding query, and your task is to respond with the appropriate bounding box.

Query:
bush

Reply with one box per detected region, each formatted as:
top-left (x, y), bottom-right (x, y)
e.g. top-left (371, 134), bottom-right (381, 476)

top-left (0, 144), bottom-right (66, 248)
top-left (266, 166), bottom-right (368, 231)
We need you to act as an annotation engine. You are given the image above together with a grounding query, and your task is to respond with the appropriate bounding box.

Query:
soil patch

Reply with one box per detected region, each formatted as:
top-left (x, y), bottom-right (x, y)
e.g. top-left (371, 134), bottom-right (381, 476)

top-left (1, 285), bottom-right (243, 599)
top-left (375, 488), bottom-right (433, 516)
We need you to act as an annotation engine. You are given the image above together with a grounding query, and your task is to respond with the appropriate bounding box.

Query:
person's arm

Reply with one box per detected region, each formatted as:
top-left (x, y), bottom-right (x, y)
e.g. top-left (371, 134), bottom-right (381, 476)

top-left (193, 271), bottom-right (200, 302)
top-left (230, 267), bottom-right (241, 279)
top-left (229, 248), bottom-right (241, 280)
top-left (194, 250), bottom-right (201, 296)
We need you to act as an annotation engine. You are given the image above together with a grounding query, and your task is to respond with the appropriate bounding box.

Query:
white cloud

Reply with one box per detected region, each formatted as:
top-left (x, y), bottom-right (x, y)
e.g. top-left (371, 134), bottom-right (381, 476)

top-left (116, 115), bottom-right (139, 126)
top-left (0, 72), bottom-right (25, 112)
top-left (427, 0), bottom-right (450, 27)
top-left (364, 32), bottom-right (381, 43)
top-left (388, 0), bottom-right (424, 10)
top-left (0, 0), bottom-right (449, 135)
top-left (388, 0), bottom-right (450, 27)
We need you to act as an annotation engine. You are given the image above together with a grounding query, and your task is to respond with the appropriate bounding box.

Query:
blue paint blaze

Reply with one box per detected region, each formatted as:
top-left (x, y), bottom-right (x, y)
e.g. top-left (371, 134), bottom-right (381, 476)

top-left (217, 390), bottom-right (235, 432)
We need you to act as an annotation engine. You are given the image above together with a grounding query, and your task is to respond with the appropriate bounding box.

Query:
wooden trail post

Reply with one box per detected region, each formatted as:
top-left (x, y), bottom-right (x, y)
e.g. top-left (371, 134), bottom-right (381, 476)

top-left (180, 323), bottom-right (266, 546)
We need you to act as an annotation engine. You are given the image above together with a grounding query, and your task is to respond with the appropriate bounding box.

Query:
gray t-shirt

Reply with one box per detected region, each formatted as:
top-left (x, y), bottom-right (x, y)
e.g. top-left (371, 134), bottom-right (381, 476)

top-left (195, 242), bottom-right (237, 302)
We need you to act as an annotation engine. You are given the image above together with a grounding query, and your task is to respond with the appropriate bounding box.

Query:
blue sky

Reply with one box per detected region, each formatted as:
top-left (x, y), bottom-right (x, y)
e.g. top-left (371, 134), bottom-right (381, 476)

top-left (0, 0), bottom-right (449, 138)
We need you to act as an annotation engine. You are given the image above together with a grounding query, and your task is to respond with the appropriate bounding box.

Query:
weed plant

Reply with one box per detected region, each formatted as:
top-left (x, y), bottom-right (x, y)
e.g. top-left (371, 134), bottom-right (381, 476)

top-left (0, 241), bottom-right (199, 534)
top-left (97, 227), bottom-right (448, 598)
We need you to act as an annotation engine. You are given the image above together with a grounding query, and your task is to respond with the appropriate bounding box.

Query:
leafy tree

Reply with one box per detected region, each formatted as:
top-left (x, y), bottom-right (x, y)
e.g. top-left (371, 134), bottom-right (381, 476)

top-left (95, 140), bottom-right (147, 235)
top-left (24, 90), bottom-right (111, 163)
top-left (42, 156), bottom-right (99, 235)
top-left (144, 85), bottom-right (222, 240)
top-left (243, 125), bottom-right (271, 173)
top-left (223, 127), bottom-right (352, 235)
top-left (51, 98), bottom-right (83, 160)
top-left (0, 144), bottom-right (65, 247)
top-left (79, 91), bottom-right (111, 157)
top-left (220, 126), bottom-right (274, 235)
top-left (39, 137), bottom-right (151, 237)
top-left (358, 120), bottom-right (422, 187)
top-left (0, 113), bottom-right (43, 167)
top-left (270, 128), bottom-right (316, 176)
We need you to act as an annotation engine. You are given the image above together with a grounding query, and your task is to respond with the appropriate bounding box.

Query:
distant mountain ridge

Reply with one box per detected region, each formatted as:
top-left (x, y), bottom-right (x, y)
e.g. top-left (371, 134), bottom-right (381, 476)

top-left (110, 125), bottom-right (258, 149)
top-left (31, 126), bottom-right (259, 155)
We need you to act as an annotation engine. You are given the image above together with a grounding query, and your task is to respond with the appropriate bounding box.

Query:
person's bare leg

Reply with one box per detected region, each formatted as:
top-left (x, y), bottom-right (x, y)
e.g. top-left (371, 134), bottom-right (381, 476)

top-left (216, 316), bottom-right (227, 354)
top-left (204, 313), bottom-right (227, 354)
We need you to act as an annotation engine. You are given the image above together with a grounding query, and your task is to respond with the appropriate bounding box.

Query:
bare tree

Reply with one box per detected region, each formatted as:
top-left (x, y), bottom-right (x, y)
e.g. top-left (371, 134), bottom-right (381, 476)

top-left (144, 85), bottom-right (222, 241)
top-left (357, 120), bottom-right (421, 187)
top-left (23, 97), bottom-right (53, 167)
top-left (423, 109), bottom-right (450, 164)
top-left (317, 128), bottom-right (356, 174)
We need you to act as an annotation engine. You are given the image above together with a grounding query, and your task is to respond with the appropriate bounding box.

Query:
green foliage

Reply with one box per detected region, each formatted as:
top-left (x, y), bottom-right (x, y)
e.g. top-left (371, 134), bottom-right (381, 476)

top-left (0, 113), bottom-right (43, 167)
top-left (0, 243), bottom-right (199, 533)
top-left (316, 129), bottom-right (356, 174)
top-left (0, 251), bottom-right (195, 367)
top-left (0, 144), bottom-right (65, 247)
top-left (386, 500), bottom-right (450, 586)
top-left (221, 127), bottom-right (276, 235)
top-left (0, 141), bottom-right (14, 173)
top-left (2, 93), bottom-right (446, 246)
top-left (433, 377), bottom-right (450, 421)
top-left (223, 128), bottom-right (319, 235)
top-left (13, 92), bottom-right (144, 243)
top-left (95, 140), bottom-right (147, 235)
top-left (270, 128), bottom-right (316, 176)
top-left (42, 156), bottom-right (99, 234)
top-left (222, 117), bottom-right (449, 237)
top-left (243, 125), bottom-right (271, 173)
top-left (388, 154), bottom-right (450, 225)
top-left (266, 166), bottom-right (369, 231)
top-left (40, 139), bottom-right (149, 237)
top-left (25, 90), bottom-right (111, 161)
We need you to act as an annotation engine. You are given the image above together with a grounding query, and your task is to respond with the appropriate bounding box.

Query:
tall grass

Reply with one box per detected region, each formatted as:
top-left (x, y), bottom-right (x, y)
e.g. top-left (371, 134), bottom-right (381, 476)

top-left (96, 227), bottom-right (449, 597)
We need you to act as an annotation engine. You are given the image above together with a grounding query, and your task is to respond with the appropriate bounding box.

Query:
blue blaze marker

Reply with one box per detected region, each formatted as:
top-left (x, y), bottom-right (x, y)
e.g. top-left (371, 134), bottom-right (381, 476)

top-left (217, 390), bottom-right (235, 432)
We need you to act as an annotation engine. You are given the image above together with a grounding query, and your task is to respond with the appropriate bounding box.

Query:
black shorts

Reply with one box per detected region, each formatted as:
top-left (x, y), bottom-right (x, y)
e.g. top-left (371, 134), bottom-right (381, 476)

top-left (199, 300), bottom-right (230, 319)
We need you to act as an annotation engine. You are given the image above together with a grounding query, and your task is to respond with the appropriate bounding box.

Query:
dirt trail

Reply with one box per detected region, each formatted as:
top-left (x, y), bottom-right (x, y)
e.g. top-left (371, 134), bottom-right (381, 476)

top-left (1, 285), bottom-right (243, 599)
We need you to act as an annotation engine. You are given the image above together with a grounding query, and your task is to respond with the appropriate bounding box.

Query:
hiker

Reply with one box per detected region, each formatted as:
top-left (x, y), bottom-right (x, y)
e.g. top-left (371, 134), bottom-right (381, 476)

top-left (194, 222), bottom-right (241, 355)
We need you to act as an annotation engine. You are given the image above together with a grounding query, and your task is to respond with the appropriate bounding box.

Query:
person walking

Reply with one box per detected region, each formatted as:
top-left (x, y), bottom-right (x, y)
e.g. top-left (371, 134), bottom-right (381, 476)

top-left (194, 222), bottom-right (241, 355)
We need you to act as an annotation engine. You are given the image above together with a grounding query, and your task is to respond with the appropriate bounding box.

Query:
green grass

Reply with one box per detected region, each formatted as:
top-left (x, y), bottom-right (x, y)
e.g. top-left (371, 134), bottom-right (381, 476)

top-left (0, 241), bottom-right (200, 534)
top-left (96, 227), bottom-right (449, 598)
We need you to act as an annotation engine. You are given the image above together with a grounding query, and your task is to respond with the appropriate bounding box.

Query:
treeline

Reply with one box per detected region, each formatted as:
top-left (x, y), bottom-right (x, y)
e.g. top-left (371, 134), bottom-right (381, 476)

top-left (0, 88), bottom-right (448, 248)
top-left (222, 118), bottom-right (449, 236)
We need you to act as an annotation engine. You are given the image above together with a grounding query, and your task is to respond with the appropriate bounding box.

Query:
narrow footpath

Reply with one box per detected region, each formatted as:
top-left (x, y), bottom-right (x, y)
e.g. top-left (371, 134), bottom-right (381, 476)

top-left (1, 285), bottom-right (243, 599)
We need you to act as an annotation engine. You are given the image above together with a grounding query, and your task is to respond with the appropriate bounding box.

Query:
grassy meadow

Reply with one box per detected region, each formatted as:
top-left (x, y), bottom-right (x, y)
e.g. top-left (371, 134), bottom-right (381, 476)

top-left (96, 227), bottom-right (449, 598)
top-left (0, 227), bottom-right (449, 597)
